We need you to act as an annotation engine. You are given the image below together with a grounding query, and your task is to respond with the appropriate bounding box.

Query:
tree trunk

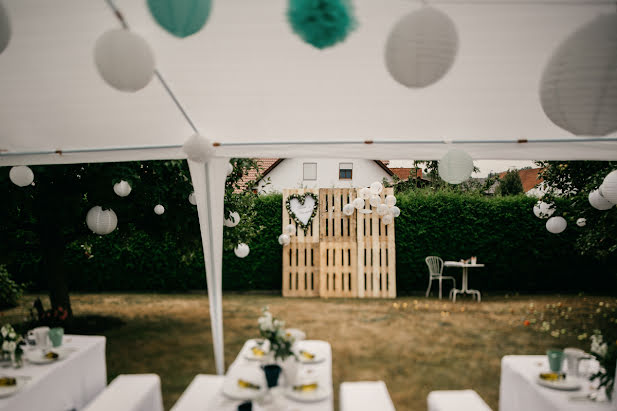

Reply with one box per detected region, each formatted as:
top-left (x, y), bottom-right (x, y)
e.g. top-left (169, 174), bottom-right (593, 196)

top-left (40, 224), bottom-right (73, 325)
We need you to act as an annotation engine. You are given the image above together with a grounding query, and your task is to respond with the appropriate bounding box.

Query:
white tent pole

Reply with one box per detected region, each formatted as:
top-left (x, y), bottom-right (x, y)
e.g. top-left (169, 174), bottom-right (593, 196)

top-left (187, 158), bottom-right (228, 375)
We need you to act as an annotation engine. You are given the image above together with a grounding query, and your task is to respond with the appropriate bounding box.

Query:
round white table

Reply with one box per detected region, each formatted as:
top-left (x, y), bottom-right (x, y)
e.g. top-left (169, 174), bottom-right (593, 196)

top-left (443, 261), bottom-right (485, 302)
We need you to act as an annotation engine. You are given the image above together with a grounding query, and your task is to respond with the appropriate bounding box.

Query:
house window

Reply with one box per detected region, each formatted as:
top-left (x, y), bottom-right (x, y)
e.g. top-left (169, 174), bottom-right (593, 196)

top-left (339, 163), bottom-right (353, 180)
top-left (303, 163), bottom-right (317, 180)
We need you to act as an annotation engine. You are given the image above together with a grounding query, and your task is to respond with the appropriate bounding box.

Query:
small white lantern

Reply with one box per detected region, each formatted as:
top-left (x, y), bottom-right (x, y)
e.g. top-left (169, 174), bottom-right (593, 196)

top-left (390, 206), bottom-right (401, 218)
top-left (0, 0), bottom-right (11, 55)
top-left (589, 189), bottom-right (614, 210)
top-left (343, 203), bottom-right (355, 216)
top-left (226, 162), bottom-right (233, 176)
top-left (370, 181), bottom-right (383, 195)
top-left (113, 180), bottom-right (132, 197)
top-left (546, 216), bottom-right (567, 234)
top-left (600, 170), bottom-right (617, 204)
top-left (383, 214), bottom-right (394, 225)
top-left (188, 192), bottom-right (197, 205)
top-left (576, 218), bottom-right (587, 227)
top-left (284, 224), bottom-right (296, 235)
top-left (234, 243), bottom-right (250, 258)
top-left (359, 187), bottom-right (371, 200)
top-left (183, 133), bottom-right (213, 163)
top-left (9, 166), bottom-right (34, 187)
top-left (369, 195), bottom-right (381, 208)
top-left (94, 29), bottom-right (155, 92)
top-left (352, 198), bottom-right (365, 210)
top-left (533, 201), bottom-right (555, 219)
top-left (438, 149), bottom-right (474, 184)
top-left (86, 206), bottom-right (117, 235)
top-left (278, 234), bottom-right (291, 246)
top-left (224, 211), bottom-right (240, 227)
top-left (385, 195), bottom-right (397, 207)
top-left (376, 204), bottom-right (389, 216)
top-left (154, 204), bottom-right (165, 215)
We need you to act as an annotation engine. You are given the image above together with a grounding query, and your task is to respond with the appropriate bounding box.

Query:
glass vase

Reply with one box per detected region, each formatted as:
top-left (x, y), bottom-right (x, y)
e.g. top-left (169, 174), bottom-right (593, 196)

top-left (11, 350), bottom-right (22, 369)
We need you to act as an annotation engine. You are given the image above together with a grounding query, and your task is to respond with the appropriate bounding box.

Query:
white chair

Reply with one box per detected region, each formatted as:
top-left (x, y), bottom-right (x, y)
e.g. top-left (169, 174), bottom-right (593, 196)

top-left (427, 390), bottom-right (492, 411)
top-left (340, 381), bottom-right (396, 411)
top-left (83, 374), bottom-right (164, 411)
top-left (425, 256), bottom-right (456, 299)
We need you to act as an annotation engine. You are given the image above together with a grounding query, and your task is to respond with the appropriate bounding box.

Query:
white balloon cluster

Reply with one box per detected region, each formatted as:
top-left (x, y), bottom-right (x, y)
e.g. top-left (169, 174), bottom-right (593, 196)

top-left (341, 182), bottom-right (401, 224)
top-left (278, 224), bottom-right (296, 246)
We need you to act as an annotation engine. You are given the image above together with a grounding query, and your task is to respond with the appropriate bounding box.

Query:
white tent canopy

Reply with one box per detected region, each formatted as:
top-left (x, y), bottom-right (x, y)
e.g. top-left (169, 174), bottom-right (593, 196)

top-left (1, 0), bottom-right (616, 374)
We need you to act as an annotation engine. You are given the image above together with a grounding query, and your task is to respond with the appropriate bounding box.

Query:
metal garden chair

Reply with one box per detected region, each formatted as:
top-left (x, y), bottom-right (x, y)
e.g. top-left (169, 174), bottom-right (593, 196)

top-left (425, 256), bottom-right (456, 299)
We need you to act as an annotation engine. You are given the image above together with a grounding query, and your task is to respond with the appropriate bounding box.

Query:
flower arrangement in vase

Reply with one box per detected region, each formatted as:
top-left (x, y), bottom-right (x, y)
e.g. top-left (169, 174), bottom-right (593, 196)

top-left (257, 307), bottom-right (295, 362)
top-left (1, 324), bottom-right (24, 368)
top-left (589, 330), bottom-right (616, 400)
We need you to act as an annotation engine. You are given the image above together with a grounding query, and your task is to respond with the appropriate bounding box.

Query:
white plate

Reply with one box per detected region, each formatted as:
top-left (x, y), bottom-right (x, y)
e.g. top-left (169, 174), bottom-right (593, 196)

top-left (296, 349), bottom-right (325, 364)
top-left (536, 376), bottom-right (582, 391)
top-left (284, 384), bottom-right (331, 402)
top-left (0, 376), bottom-right (29, 398)
top-left (222, 377), bottom-right (266, 401)
top-left (243, 345), bottom-right (270, 361)
top-left (25, 347), bottom-right (69, 364)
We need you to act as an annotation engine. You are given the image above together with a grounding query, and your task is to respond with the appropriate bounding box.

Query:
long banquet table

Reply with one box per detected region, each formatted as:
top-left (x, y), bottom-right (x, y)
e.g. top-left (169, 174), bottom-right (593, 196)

top-left (172, 339), bottom-right (333, 411)
top-left (0, 335), bottom-right (107, 411)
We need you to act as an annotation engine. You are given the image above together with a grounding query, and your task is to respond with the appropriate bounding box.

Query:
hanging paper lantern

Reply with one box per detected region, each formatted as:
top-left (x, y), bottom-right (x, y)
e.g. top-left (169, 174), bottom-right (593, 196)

top-left (287, 0), bottom-right (357, 49)
top-left (370, 182), bottom-right (383, 195)
top-left (576, 218), bottom-right (586, 227)
top-left (376, 204), bottom-right (389, 216)
top-left (540, 13), bottom-right (617, 136)
top-left (86, 206), bottom-right (117, 235)
top-left (438, 149), bottom-right (473, 184)
top-left (385, 7), bottom-right (458, 88)
top-left (278, 234), bottom-right (291, 246)
top-left (385, 195), bottom-right (397, 207)
top-left (383, 215), bottom-right (393, 225)
top-left (600, 170), bottom-right (617, 204)
top-left (389, 206), bottom-right (401, 218)
top-left (352, 198), bottom-right (365, 210)
top-left (188, 192), bottom-right (197, 205)
top-left (343, 203), bottom-right (355, 216)
top-left (533, 201), bottom-right (555, 219)
top-left (147, 0), bottom-right (211, 38)
top-left (589, 189), bottom-right (614, 210)
top-left (0, 0), bottom-right (11, 55)
top-left (226, 162), bottom-right (234, 177)
top-left (183, 133), bottom-right (213, 162)
top-left (359, 187), bottom-right (371, 200)
top-left (234, 243), bottom-right (250, 258)
top-left (154, 204), bottom-right (165, 215)
top-left (9, 166), bottom-right (34, 187)
top-left (224, 211), bottom-right (240, 227)
top-left (369, 195), bottom-right (381, 208)
top-left (546, 216), bottom-right (567, 234)
top-left (113, 180), bottom-right (132, 197)
top-left (284, 224), bottom-right (296, 235)
top-left (94, 29), bottom-right (155, 92)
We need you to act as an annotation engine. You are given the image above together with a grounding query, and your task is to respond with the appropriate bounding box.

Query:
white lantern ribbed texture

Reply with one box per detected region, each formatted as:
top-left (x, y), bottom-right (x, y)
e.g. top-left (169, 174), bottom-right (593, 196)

top-left (234, 243), bottom-right (250, 258)
top-left (370, 182), bottom-right (383, 195)
top-left (438, 149), bottom-right (473, 184)
top-left (600, 170), bottom-right (617, 204)
top-left (376, 204), bottom-right (389, 216)
top-left (154, 204), bottom-right (165, 215)
top-left (384, 7), bottom-right (458, 88)
top-left (576, 218), bottom-right (586, 227)
top-left (369, 195), bottom-right (381, 208)
top-left (390, 206), bottom-right (401, 218)
top-left (352, 198), bottom-right (365, 210)
top-left (9, 166), bottom-right (34, 187)
top-left (342, 203), bottom-right (355, 216)
top-left (385, 195), bottom-right (397, 207)
top-left (546, 216), bottom-right (567, 234)
top-left (359, 187), bottom-right (371, 200)
top-left (113, 180), bottom-right (132, 197)
top-left (540, 13), bottom-right (617, 136)
top-left (94, 29), bottom-right (155, 92)
top-left (188, 192), bottom-right (197, 205)
top-left (86, 206), bottom-right (118, 235)
top-left (182, 133), bottom-right (213, 163)
top-left (0, 1), bottom-right (10, 55)
top-left (284, 224), bottom-right (296, 235)
top-left (533, 201), bottom-right (555, 219)
top-left (383, 215), bottom-right (393, 225)
top-left (224, 211), bottom-right (240, 227)
top-left (589, 190), bottom-right (614, 210)
top-left (278, 234), bottom-right (290, 246)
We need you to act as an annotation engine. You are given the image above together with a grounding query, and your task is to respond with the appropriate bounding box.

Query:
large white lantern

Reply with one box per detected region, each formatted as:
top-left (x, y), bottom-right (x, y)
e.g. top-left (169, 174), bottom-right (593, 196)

top-left (9, 166), bottom-right (34, 187)
top-left (600, 170), bottom-right (617, 204)
top-left (359, 187), bottom-right (371, 200)
top-left (383, 214), bottom-right (394, 225)
top-left (438, 149), bottom-right (473, 184)
top-left (234, 243), bottom-right (250, 258)
top-left (86, 206), bottom-right (117, 235)
top-left (94, 29), bottom-right (155, 92)
top-left (540, 13), bottom-right (617, 136)
top-left (352, 198), bottom-right (365, 210)
top-left (0, 0), bottom-right (10, 55)
top-left (369, 195), bottom-right (381, 208)
top-left (589, 189), bottom-right (614, 210)
top-left (113, 180), bottom-right (132, 197)
top-left (576, 218), bottom-right (586, 227)
top-left (546, 216), bottom-right (567, 234)
top-left (182, 133), bottom-right (213, 163)
top-left (384, 7), bottom-right (458, 88)
top-left (278, 234), bottom-right (290, 246)
top-left (376, 204), bottom-right (389, 216)
top-left (154, 204), bottom-right (165, 215)
top-left (224, 211), bottom-right (240, 227)
top-left (370, 182), bottom-right (383, 195)
top-left (390, 206), bottom-right (401, 218)
top-left (188, 192), bottom-right (197, 205)
top-left (533, 201), bottom-right (555, 219)
top-left (385, 195), bottom-right (397, 207)
top-left (342, 203), bottom-right (355, 216)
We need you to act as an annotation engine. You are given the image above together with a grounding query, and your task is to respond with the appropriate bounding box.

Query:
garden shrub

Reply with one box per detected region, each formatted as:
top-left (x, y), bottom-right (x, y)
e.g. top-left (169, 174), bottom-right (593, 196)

top-left (0, 265), bottom-right (25, 308)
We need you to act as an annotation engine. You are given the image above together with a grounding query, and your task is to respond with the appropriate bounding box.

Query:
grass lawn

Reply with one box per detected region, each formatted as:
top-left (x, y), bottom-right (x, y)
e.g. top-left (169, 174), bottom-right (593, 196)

top-left (3, 293), bottom-right (615, 410)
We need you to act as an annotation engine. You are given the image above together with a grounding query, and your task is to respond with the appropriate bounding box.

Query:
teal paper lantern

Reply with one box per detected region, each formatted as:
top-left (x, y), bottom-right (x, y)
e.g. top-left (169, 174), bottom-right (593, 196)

top-left (147, 0), bottom-right (212, 38)
top-left (287, 0), bottom-right (357, 49)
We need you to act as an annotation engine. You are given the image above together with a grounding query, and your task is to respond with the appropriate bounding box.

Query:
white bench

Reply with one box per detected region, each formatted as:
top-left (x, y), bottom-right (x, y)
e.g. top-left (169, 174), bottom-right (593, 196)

top-left (83, 374), bottom-right (164, 411)
top-left (428, 390), bottom-right (492, 411)
top-left (340, 381), bottom-right (396, 411)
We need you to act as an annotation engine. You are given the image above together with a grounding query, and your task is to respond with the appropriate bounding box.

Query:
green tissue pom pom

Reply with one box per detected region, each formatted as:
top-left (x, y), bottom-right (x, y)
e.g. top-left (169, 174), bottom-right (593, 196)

top-left (147, 0), bottom-right (211, 38)
top-left (287, 0), bottom-right (358, 49)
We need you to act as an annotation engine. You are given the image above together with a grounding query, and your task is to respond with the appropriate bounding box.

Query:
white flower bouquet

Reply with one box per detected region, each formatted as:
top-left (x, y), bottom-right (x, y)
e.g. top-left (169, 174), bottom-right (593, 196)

top-left (258, 307), bottom-right (295, 361)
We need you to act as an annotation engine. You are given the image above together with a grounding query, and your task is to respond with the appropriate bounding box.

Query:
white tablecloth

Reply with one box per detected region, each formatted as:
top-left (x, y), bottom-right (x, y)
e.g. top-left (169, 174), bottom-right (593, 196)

top-left (340, 381), bottom-right (395, 411)
top-left (83, 374), bottom-right (163, 411)
top-left (171, 339), bottom-right (333, 411)
top-left (0, 334), bottom-right (106, 411)
top-left (499, 355), bottom-right (614, 411)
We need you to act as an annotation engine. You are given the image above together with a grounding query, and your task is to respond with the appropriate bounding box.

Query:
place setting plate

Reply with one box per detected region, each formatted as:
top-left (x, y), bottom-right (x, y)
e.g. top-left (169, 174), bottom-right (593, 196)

top-left (536, 374), bottom-right (582, 391)
top-left (243, 340), bottom-right (271, 361)
top-left (24, 347), bottom-right (70, 365)
top-left (0, 376), bottom-right (30, 398)
top-left (295, 348), bottom-right (325, 364)
top-left (284, 383), bottom-right (331, 402)
top-left (222, 367), bottom-right (267, 401)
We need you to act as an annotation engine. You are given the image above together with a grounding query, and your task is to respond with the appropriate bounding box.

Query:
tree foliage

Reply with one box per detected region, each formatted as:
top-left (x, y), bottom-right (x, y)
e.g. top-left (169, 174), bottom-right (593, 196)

top-left (497, 169), bottom-right (524, 196)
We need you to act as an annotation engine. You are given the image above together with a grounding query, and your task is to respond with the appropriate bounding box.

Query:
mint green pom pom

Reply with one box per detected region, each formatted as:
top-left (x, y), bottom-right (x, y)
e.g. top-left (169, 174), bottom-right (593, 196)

top-left (287, 0), bottom-right (357, 49)
top-left (147, 0), bottom-right (211, 38)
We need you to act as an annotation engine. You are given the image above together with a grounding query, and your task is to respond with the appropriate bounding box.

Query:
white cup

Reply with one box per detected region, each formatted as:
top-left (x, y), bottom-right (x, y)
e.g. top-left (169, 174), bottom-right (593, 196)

top-left (28, 326), bottom-right (50, 349)
top-left (564, 347), bottom-right (587, 378)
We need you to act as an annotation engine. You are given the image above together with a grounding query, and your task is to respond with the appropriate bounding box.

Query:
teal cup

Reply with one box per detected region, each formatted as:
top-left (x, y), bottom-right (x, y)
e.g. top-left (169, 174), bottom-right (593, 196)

top-left (49, 327), bottom-right (64, 347)
top-left (547, 349), bottom-right (564, 373)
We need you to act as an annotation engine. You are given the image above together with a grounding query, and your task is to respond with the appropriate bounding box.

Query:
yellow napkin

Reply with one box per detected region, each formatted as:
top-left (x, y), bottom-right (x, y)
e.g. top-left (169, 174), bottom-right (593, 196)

top-left (539, 372), bottom-right (565, 381)
top-left (238, 379), bottom-right (261, 390)
top-left (299, 350), bottom-right (315, 360)
top-left (293, 383), bottom-right (318, 392)
top-left (0, 377), bottom-right (16, 386)
top-left (251, 346), bottom-right (265, 357)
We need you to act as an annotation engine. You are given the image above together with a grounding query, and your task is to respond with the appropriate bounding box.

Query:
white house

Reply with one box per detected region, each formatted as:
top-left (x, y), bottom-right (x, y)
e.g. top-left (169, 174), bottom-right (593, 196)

top-left (252, 158), bottom-right (394, 194)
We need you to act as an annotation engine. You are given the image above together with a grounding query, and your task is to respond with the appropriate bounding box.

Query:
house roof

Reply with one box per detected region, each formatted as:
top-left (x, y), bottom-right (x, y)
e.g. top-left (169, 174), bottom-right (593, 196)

top-left (498, 168), bottom-right (544, 192)
top-left (389, 168), bottom-right (423, 181)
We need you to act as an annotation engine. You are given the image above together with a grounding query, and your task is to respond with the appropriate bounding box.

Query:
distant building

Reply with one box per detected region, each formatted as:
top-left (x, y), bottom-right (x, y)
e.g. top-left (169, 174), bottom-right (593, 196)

top-left (498, 168), bottom-right (545, 197)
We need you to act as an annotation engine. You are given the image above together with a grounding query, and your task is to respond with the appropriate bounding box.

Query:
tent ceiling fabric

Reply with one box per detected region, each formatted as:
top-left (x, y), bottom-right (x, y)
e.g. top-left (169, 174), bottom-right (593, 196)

top-left (1, 0), bottom-right (616, 165)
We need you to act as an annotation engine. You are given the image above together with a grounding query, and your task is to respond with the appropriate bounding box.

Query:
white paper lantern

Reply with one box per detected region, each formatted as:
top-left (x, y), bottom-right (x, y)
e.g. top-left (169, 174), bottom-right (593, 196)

top-left (352, 198), bottom-right (365, 210)
top-left (390, 206), bottom-right (401, 218)
top-left (278, 234), bottom-right (291, 246)
top-left (385, 195), bottom-right (397, 207)
top-left (376, 204), bottom-right (389, 216)
top-left (540, 13), bottom-right (617, 136)
top-left (182, 133), bottom-right (213, 163)
top-left (9, 166), bottom-right (34, 187)
top-left (154, 204), bottom-right (165, 215)
top-left (533, 201), bottom-right (555, 219)
top-left (385, 7), bottom-right (458, 88)
top-left (369, 195), bottom-right (381, 208)
top-left (113, 180), bottom-right (132, 197)
top-left (284, 224), bottom-right (296, 235)
top-left (546, 216), bottom-right (567, 234)
top-left (359, 187), bottom-right (371, 200)
top-left (438, 149), bottom-right (473, 184)
top-left (226, 162), bottom-right (234, 176)
top-left (383, 214), bottom-right (394, 225)
top-left (0, 1), bottom-right (11, 55)
top-left (600, 170), bottom-right (617, 204)
top-left (188, 192), bottom-right (197, 205)
top-left (94, 29), bottom-right (155, 92)
top-left (86, 206), bottom-right (117, 235)
top-left (576, 218), bottom-right (586, 227)
top-left (370, 182), bottom-right (383, 195)
top-left (589, 189), bottom-right (614, 210)
top-left (343, 203), bottom-right (355, 216)
top-left (234, 243), bottom-right (250, 258)
top-left (224, 211), bottom-right (240, 227)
